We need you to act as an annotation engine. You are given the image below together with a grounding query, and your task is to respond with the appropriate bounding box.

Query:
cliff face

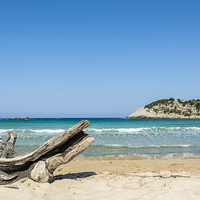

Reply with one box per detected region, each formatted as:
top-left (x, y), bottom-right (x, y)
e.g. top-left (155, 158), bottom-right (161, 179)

top-left (126, 99), bottom-right (200, 119)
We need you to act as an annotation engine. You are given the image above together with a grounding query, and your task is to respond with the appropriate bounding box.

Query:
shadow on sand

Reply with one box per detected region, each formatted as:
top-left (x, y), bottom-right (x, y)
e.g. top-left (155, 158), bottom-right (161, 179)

top-left (51, 172), bottom-right (97, 183)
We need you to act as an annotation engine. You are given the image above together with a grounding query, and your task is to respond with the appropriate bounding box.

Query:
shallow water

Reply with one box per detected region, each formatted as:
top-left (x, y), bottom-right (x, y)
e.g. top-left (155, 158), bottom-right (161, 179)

top-left (0, 118), bottom-right (200, 158)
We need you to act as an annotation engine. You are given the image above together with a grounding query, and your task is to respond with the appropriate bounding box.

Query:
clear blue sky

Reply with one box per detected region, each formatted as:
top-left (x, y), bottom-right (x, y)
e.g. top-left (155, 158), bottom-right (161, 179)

top-left (0, 0), bottom-right (200, 118)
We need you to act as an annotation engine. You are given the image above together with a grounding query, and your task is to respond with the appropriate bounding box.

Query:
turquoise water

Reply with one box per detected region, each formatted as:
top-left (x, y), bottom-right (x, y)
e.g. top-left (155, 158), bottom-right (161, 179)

top-left (0, 118), bottom-right (200, 158)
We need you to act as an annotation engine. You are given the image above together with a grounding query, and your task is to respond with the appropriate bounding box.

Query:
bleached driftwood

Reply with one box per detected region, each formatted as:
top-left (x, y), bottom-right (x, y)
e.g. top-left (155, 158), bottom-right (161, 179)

top-left (0, 120), bottom-right (94, 184)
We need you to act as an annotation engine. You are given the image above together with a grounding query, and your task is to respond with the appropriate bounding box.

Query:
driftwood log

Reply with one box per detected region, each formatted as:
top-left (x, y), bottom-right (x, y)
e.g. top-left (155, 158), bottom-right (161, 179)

top-left (0, 120), bottom-right (94, 184)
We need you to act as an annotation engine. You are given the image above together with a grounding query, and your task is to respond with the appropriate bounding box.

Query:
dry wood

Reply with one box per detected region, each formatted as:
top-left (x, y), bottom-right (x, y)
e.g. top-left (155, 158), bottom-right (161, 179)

top-left (0, 120), bottom-right (94, 184)
top-left (46, 133), bottom-right (95, 173)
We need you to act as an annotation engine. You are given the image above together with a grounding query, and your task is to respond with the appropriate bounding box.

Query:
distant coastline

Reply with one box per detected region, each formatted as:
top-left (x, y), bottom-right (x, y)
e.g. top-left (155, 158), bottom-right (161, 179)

top-left (9, 117), bottom-right (29, 120)
top-left (126, 98), bottom-right (200, 119)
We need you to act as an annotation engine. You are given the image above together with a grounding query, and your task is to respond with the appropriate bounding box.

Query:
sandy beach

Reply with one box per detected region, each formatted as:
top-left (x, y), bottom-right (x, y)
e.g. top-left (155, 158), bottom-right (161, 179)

top-left (0, 156), bottom-right (200, 200)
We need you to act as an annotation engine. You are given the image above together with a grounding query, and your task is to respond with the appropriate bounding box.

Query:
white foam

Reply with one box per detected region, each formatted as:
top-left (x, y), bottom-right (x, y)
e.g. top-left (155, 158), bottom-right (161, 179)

top-left (178, 153), bottom-right (200, 159)
top-left (0, 128), bottom-right (65, 136)
top-left (0, 129), bottom-right (13, 134)
top-left (102, 144), bottom-right (195, 148)
top-left (29, 129), bottom-right (65, 134)
top-left (161, 154), bottom-right (178, 159)
top-left (86, 126), bottom-right (200, 135)
top-left (86, 127), bottom-right (149, 134)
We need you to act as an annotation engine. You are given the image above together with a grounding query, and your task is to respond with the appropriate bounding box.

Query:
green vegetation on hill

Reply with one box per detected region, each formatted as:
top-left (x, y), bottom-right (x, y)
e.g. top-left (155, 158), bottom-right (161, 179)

top-left (144, 98), bottom-right (200, 116)
top-left (144, 98), bottom-right (174, 109)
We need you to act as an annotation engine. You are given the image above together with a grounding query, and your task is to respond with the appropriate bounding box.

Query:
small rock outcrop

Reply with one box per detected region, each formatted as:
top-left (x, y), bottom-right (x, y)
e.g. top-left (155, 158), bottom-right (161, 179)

top-left (126, 98), bottom-right (200, 119)
top-left (9, 117), bottom-right (29, 120)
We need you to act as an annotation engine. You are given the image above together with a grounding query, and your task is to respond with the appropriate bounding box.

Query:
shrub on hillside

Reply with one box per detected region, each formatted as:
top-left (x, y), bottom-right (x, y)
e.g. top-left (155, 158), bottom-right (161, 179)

top-left (145, 99), bottom-right (170, 109)
top-left (144, 98), bottom-right (200, 114)
top-left (184, 112), bottom-right (191, 117)
top-left (196, 103), bottom-right (200, 112)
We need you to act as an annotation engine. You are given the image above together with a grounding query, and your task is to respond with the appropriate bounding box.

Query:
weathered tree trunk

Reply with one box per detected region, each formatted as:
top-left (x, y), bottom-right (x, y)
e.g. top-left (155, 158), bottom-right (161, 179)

top-left (0, 131), bottom-right (17, 158)
top-left (0, 120), bottom-right (94, 184)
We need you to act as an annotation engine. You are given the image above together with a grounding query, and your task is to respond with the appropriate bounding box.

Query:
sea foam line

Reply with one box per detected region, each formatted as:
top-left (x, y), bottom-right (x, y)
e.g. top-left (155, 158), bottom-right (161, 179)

top-left (1, 126), bottom-right (200, 135)
top-left (29, 129), bottom-right (65, 134)
top-left (85, 127), bottom-right (146, 133)
top-left (0, 129), bottom-right (13, 134)
top-left (0, 129), bottom-right (65, 135)
top-left (85, 127), bottom-right (200, 134)
top-left (99, 144), bottom-right (198, 148)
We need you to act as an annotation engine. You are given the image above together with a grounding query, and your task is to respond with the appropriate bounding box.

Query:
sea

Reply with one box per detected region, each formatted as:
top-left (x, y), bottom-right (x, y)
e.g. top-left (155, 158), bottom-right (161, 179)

top-left (0, 118), bottom-right (200, 159)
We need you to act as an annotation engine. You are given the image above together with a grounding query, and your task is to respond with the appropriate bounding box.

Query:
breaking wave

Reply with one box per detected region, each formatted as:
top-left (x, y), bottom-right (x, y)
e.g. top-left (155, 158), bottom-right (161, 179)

top-left (85, 127), bottom-right (200, 135)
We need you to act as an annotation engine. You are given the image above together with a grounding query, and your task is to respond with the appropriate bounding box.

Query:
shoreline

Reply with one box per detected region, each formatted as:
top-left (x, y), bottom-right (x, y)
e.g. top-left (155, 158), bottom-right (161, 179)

top-left (54, 156), bottom-right (200, 177)
top-left (80, 153), bottom-right (200, 159)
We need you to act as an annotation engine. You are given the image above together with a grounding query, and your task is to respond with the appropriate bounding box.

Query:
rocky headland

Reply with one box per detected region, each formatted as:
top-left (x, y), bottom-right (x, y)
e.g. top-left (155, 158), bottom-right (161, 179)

top-left (126, 98), bottom-right (200, 119)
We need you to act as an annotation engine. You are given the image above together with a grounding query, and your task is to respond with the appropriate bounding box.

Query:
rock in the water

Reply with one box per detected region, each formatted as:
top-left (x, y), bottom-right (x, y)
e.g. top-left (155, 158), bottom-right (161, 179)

top-left (9, 117), bottom-right (29, 120)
